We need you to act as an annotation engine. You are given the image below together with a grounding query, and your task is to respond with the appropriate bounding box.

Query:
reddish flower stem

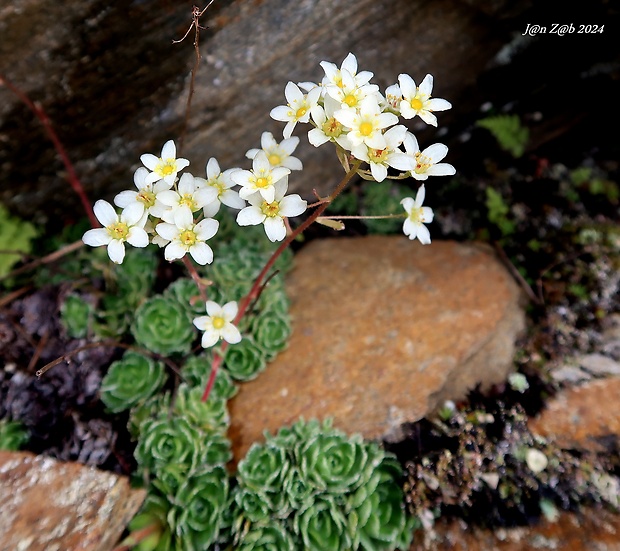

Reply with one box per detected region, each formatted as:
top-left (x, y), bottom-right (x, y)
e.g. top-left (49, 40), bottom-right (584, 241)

top-left (182, 255), bottom-right (208, 303)
top-left (201, 159), bottom-right (362, 402)
top-left (0, 74), bottom-right (97, 228)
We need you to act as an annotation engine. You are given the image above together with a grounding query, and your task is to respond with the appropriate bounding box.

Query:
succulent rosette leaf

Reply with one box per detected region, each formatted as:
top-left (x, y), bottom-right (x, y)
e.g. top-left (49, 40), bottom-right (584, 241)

top-left (127, 393), bottom-right (171, 439)
top-left (294, 497), bottom-right (352, 551)
top-left (173, 383), bottom-right (230, 434)
top-left (237, 442), bottom-right (289, 494)
top-left (300, 431), bottom-right (372, 493)
top-left (134, 416), bottom-right (201, 476)
top-left (100, 351), bottom-right (167, 413)
top-left (233, 488), bottom-right (273, 523)
top-left (251, 308), bottom-right (292, 359)
top-left (131, 295), bottom-right (196, 355)
top-left (349, 458), bottom-right (414, 550)
top-left (60, 294), bottom-right (92, 338)
top-left (169, 466), bottom-right (229, 551)
top-left (236, 519), bottom-right (296, 551)
top-left (223, 337), bottom-right (267, 381)
top-left (181, 354), bottom-right (237, 400)
top-left (128, 493), bottom-right (173, 551)
top-left (164, 278), bottom-right (206, 317)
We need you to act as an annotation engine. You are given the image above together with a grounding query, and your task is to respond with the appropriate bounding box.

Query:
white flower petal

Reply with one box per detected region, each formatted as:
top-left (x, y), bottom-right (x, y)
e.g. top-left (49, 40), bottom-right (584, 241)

top-left (222, 301), bottom-right (238, 321)
top-left (107, 240), bottom-right (126, 264)
top-left (422, 143), bottom-right (449, 163)
top-left (121, 202), bottom-right (146, 226)
top-left (140, 153), bottom-right (159, 170)
top-left (94, 200), bottom-right (118, 228)
top-left (155, 222), bottom-right (179, 241)
top-left (161, 140), bottom-right (176, 159)
top-left (201, 328), bottom-right (220, 348)
top-left (237, 206), bottom-right (265, 226)
top-left (126, 227), bottom-right (149, 248)
top-left (220, 190), bottom-right (246, 209)
top-left (206, 301), bottom-right (223, 317)
top-left (164, 242), bottom-right (186, 261)
top-left (83, 228), bottom-right (111, 247)
top-left (221, 324), bottom-right (242, 344)
top-left (189, 242), bottom-right (213, 265)
top-left (264, 217), bottom-right (286, 242)
top-left (195, 218), bottom-right (219, 241)
top-left (114, 190), bottom-right (138, 209)
top-left (428, 98), bottom-right (451, 112)
top-left (426, 163), bottom-right (456, 177)
top-left (370, 162), bottom-right (388, 182)
top-left (193, 315), bottom-right (208, 331)
top-left (417, 224), bottom-right (431, 244)
top-left (279, 195), bottom-right (307, 217)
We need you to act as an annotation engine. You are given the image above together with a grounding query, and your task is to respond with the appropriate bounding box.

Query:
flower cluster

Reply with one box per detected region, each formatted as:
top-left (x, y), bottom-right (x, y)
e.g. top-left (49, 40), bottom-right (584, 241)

top-left (82, 136), bottom-right (308, 267)
top-left (270, 52), bottom-right (455, 243)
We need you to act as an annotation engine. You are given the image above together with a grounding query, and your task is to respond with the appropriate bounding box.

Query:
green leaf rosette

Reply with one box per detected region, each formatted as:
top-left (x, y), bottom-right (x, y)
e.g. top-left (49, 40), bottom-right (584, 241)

top-left (164, 278), bottom-right (206, 317)
top-left (127, 393), bottom-right (171, 439)
top-left (299, 431), bottom-right (371, 493)
top-left (100, 351), bottom-right (166, 413)
top-left (251, 308), bottom-right (291, 360)
top-left (293, 497), bottom-right (351, 551)
top-left (348, 457), bottom-right (414, 551)
top-left (223, 337), bottom-right (266, 381)
top-left (181, 354), bottom-right (237, 400)
top-left (233, 488), bottom-right (272, 523)
top-left (115, 246), bottom-right (158, 299)
top-left (134, 416), bottom-right (201, 476)
top-left (173, 383), bottom-right (230, 434)
top-left (237, 442), bottom-right (290, 494)
top-left (236, 519), bottom-right (296, 551)
top-left (127, 492), bottom-right (173, 551)
top-left (169, 466), bottom-right (229, 551)
top-left (60, 294), bottom-right (92, 338)
top-left (131, 295), bottom-right (195, 356)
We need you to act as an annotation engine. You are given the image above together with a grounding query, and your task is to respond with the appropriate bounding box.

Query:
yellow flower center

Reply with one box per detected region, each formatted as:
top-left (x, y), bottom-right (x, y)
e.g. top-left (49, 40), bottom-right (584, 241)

top-left (212, 316), bottom-right (225, 330)
top-left (268, 153), bottom-right (282, 166)
top-left (255, 176), bottom-right (270, 188)
top-left (369, 148), bottom-right (388, 163)
top-left (343, 94), bottom-right (358, 107)
top-left (359, 121), bottom-right (374, 136)
top-left (261, 200), bottom-right (280, 218)
top-left (179, 229), bottom-right (197, 247)
top-left (295, 106), bottom-right (307, 119)
top-left (180, 193), bottom-right (197, 210)
top-left (408, 206), bottom-right (423, 223)
top-left (410, 97), bottom-right (423, 111)
top-left (322, 117), bottom-right (343, 138)
top-left (137, 190), bottom-right (156, 208)
top-left (157, 159), bottom-right (176, 176)
top-left (108, 221), bottom-right (129, 241)
top-left (414, 152), bottom-right (431, 174)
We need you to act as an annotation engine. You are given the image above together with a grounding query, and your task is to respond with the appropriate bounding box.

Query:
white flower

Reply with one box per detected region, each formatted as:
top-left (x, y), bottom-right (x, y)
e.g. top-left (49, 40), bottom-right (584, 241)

top-left (114, 167), bottom-right (171, 217)
top-left (236, 177), bottom-right (307, 242)
top-left (382, 83), bottom-right (403, 114)
top-left (140, 140), bottom-right (190, 185)
top-left (230, 151), bottom-right (290, 204)
top-left (193, 301), bottom-right (242, 348)
top-left (198, 158), bottom-right (245, 217)
top-left (403, 132), bottom-right (456, 181)
top-left (350, 125), bottom-right (414, 182)
top-left (320, 53), bottom-right (373, 90)
top-left (82, 200), bottom-right (148, 264)
top-left (401, 185), bottom-right (434, 244)
top-left (308, 95), bottom-right (352, 150)
top-left (324, 69), bottom-right (380, 111)
top-left (398, 74), bottom-right (452, 126)
top-left (155, 207), bottom-right (218, 265)
top-left (156, 172), bottom-right (218, 223)
top-left (245, 132), bottom-right (303, 171)
top-left (335, 96), bottom-right (398, 150)
top-left (270, 82), bottom-right (321, 139)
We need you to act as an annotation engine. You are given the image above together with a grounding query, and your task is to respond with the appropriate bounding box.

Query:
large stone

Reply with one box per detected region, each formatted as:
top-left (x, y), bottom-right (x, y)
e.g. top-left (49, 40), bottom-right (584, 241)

top-left (528, 376), bottom-right (620, 452)
top-left (0, 0), bottom-right (533, 223)
top-left (229, 236), bottom-right (525, 461)
top-left (0, 450), bottom-right (145, 551)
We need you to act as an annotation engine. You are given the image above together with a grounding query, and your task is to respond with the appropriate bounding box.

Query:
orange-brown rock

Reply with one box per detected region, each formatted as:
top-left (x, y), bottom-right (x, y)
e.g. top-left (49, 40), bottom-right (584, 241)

top-left (0, 450), bottom-right (145, 551)
top-left (229, 236), bottom-right (525, 461)
top-left (529, 377), bottom-right (620, 452)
